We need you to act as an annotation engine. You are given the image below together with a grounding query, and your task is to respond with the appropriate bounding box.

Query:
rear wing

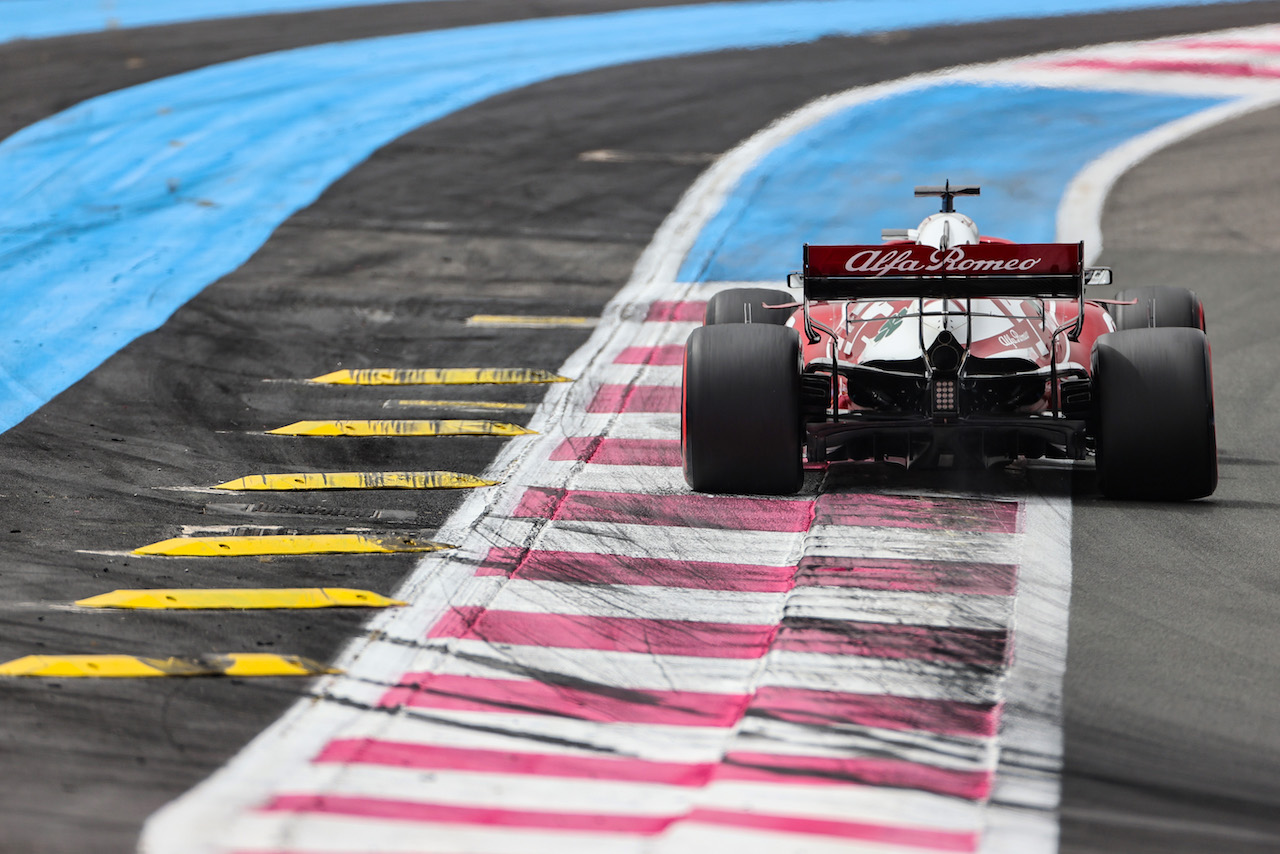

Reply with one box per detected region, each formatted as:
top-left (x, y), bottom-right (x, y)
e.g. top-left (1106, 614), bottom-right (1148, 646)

top-left (798, 242), bottom-right (1085, 301)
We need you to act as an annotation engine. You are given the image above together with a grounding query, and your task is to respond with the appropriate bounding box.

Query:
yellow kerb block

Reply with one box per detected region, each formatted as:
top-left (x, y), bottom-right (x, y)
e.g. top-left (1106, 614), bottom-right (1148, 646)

top-left (132, 534), bottom-right (454, 557)
top-left (76, 588), bottom-right (407, 609)
top-left (308, 368), bottom-right (570, 385)
top-left (0, 653), bottom-right (338, 677)
top-left (213, 471), bottom-right (498, 490)
top-left (265, 420), bottom-right (534, 437)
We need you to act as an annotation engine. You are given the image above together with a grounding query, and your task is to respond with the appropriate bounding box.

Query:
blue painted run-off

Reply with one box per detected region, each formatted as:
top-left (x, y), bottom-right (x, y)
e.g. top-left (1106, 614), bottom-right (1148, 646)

top-left (0, 0), bottom-right (1228, 43)
top-left (0, 0), bottom-right (1230, 432)
top-left (680, 84), bottom-right (1226, 282)
top-left (0, 0), bottom-right (452, 42)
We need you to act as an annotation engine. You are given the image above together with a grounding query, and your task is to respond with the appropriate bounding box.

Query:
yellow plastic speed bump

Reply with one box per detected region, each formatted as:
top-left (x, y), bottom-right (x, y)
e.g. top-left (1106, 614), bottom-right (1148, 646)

top-left (132, 533), bottom-right (454, 557)
top-left (0, 653), bottom-right (338, 678)
top-left (265, 420), bottom-right (534, 437)
top-left (76, 588), bottom-right (407, 610)
top-left (308, 368), bottom-right (570, 385)
top-left (385, 399), bottom-right (531, 411)
top-left (213, 471), bottom-right (498, 491)
top-left (465, 315), bottom-right (597, 328)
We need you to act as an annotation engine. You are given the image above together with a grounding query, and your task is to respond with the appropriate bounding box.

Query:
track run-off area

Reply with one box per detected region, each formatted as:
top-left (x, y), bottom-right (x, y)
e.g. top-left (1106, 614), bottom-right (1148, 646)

top-left (4, 2), bottom-right (1280, 853)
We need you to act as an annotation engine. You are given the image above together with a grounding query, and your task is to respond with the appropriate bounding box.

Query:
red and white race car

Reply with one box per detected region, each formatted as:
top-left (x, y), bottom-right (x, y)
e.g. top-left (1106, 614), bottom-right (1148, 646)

top-left (681, 183), bottom-right (1216, 500)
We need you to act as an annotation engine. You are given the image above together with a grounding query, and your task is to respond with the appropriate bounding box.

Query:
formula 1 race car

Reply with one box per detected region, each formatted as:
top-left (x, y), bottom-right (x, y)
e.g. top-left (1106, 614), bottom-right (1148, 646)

top-left (681, 183), bottom-right (1216, 500)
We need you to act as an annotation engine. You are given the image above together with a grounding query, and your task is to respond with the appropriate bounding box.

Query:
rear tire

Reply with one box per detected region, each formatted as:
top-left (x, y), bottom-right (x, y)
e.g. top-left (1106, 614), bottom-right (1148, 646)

top-left (1110, 285), bottom-right (1205, 332)
top-left (1092, 327), bottom-right (1216, 500)
top-left (704, 287), bottom-right (794, 326)
top-left (682, 324), bottom-right (803, 494)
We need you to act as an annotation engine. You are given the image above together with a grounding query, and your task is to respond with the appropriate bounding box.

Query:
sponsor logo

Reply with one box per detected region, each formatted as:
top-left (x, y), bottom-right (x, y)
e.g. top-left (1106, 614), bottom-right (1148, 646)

top-left (998, 329), bottom-right (1031, 347)
top-left (872, 307), bottom-right (908, 342)
top-left (844, 247), bottom-right (1043, 277)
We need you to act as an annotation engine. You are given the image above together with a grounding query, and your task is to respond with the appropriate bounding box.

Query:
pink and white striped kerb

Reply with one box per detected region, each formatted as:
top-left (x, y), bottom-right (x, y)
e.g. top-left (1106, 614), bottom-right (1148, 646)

top-left (215, 294), bottom-right (1046, 854)
top-left (975, 24), bottom-right (1280, 99)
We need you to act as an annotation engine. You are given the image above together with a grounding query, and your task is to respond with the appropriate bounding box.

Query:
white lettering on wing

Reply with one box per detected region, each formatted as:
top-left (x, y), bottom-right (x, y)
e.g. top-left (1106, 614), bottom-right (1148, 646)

top-left (843, 247), bottom-right (1043, 276)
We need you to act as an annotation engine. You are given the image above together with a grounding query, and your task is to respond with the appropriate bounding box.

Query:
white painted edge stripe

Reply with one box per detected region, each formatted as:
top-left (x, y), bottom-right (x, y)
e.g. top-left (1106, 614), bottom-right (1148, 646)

top-left (472, 518), bottom-right (806, 567)
top-left (443, 576), bottom-right (788, 622)
top-left (805, 524), bottom-right (1022, 566)
top-left (218, 812), bottom-right (965, 854)
top-left (734, 715), bottom-right (992, 771)
top-left (784, 587), bottom-right (1014, 630)
top-left (388, 637), bottom-right (1003, 702)
top-left (1057, 91), bottom-right (1280, 263)
top-left (520, 460), bottom-right (689, 494)
top-left (592, 363), bottom-right (684, 387)
top-left (304, 703), bottom-right (989, 766)
top-left (272, 765), bottom-right (985, 829)
top-left (564, 411), bottom-right (680, 437)
top-left (217, 813), bottom-right (659, 854)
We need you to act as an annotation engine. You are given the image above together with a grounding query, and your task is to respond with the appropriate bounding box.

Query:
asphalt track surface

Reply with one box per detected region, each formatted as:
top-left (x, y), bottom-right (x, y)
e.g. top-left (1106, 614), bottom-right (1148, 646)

top-left (3, 2), bottom-right (1280, 852)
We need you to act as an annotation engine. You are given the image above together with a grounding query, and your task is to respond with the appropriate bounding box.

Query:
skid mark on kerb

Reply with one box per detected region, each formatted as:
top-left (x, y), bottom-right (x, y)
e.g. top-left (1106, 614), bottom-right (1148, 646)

top-left (429, 608), bottom-right (778, 659)
top-left (475, 547), bottom-right (797, 592)
top-left (514, 487), bottom-right (815, 532)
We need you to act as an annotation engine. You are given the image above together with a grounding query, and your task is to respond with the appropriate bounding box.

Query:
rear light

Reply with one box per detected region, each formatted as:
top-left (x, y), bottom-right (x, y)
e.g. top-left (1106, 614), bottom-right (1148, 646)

top-left (933, 378), bottom-right (958, 414)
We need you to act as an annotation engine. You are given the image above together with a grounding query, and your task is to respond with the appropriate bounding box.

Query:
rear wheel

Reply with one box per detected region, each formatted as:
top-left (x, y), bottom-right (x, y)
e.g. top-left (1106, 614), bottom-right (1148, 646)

top-left (1110, 285), bottom-right (1205, 332)
top-left (1092, 327), bottom-right (1216, 500)
top-left (704, 287), bottom-right (794, 326)
top-left (682, 324), bottom-right (802, 494)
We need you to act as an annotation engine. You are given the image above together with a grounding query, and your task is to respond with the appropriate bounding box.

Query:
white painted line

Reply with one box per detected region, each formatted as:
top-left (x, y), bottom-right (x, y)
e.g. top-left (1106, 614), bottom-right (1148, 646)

top-left (593, 363), bottom-right (683, 387)
top-left (309, 701), bottom-right (991, 771)
top-left (518, 461), bottom-right (690, 494)
top-left (272, 765), bottom-right (985, 831)
top-left (1058, 93), bottom-right (1280, 262)
top-left (785, 587), bottom-right (1013, 630)
top-left (280, 764), bottom-right (692, 814)
top-left (390, 637), bottom-right (1000, 703)
top-left (979, 488), bottom-right (1075, 854)
top-left (758, 650), bottom-right (1003, 704)
top-left (732, 715), bottom-right (992, 772)
top-left (658, 822), bottom-right (967, 854)
top-left (418, 639), bottom-right (765, 693)
top-left (445, 577), bottom-right (786, 624)
top-left (318, 706), bottom-right (738, 762)
top-left (566, 412), bottom-right (680, 439)
top-left (220, 814), bottom-right (654, 854)
top-left (696, 780), bottom-right (983, 831)
top-left (805, 524), bottom-right (1022, 566)
top-left (475, 517), bottom-right (805, 567)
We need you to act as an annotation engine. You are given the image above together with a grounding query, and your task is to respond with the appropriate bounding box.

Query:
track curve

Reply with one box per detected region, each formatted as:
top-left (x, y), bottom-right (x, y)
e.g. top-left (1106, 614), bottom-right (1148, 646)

top-left (2, 3), bottom-right (1280, 852)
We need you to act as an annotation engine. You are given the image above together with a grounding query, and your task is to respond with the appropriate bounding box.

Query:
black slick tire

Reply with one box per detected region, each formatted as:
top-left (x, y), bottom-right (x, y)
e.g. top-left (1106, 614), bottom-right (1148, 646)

top-left (1092, 327), bottom-right (1216, 500)
top-left (682, 323), bottom-right (802, 494)
top-left (704, 287), bottom-right (794, 326)
top-left (1110, 285), bottom-right (1205, 332)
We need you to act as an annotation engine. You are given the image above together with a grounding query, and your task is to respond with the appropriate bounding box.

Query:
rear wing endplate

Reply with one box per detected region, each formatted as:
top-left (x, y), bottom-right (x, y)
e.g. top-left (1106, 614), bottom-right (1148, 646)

top-left (799, 242), bottom-right (1085, 301)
